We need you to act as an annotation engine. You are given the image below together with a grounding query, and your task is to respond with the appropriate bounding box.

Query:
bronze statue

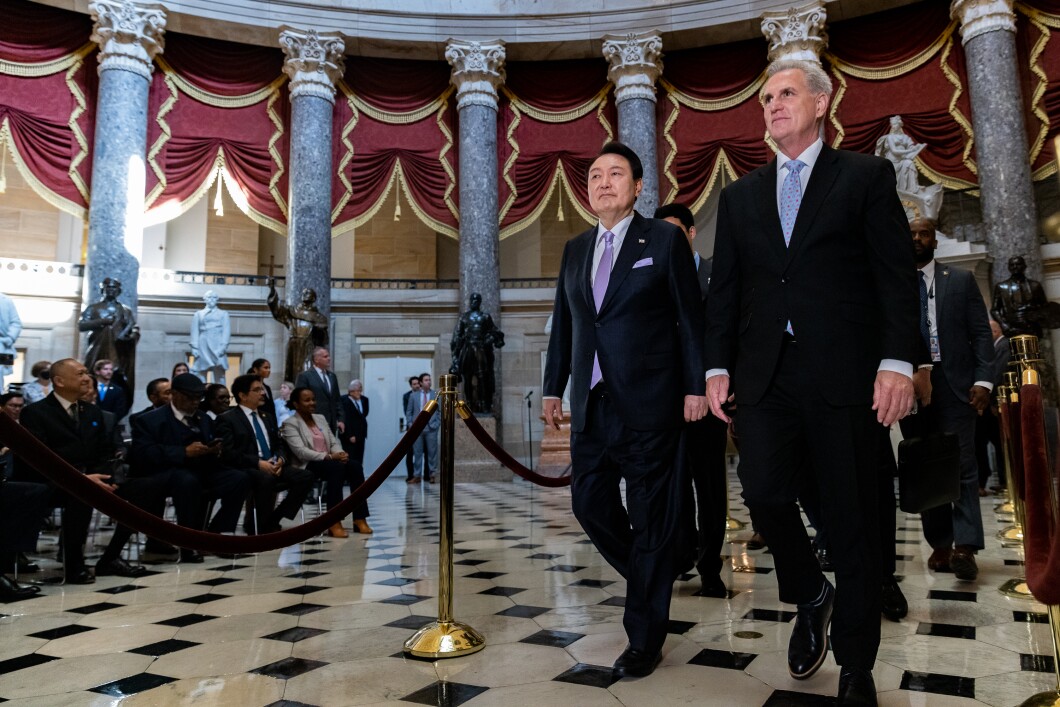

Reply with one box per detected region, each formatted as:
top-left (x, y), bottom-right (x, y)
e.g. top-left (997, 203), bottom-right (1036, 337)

top-left (267, 279), bottom-right (329, 383)
top-left (449, 292), bottom-right (504, 414)
top-left (991, 255), bottom-right (1060, 337)
top-left (78, 278), bottom-right (139, 387)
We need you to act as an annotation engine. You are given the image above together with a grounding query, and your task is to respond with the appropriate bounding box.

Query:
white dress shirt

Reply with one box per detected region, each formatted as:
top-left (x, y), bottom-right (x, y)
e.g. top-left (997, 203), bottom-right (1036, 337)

top-left (589, 212), bottom-right (635, 287)
top-left (240, 404), bottom-right (271, 459)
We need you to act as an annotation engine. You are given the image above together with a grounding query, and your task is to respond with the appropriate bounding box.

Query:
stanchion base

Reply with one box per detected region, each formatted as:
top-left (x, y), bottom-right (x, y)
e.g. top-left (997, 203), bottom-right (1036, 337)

top-left (725, 517), bottom-right (746, 531)
top-left (1019, 691), bottom-right (1060, 707)
top-left (995, 501), bottom-right (1015, 514)
top-left (404, 620), bottom-right (486, 659)
top-left (999, 577), bottom-right (1035, 599)
top-left (997, 526), bottom-right (1024, 546)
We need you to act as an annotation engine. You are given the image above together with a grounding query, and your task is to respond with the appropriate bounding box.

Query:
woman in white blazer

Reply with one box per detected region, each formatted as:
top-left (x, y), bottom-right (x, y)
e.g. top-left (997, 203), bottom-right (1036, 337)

top-left (281, 387), bottom-right (371, 537)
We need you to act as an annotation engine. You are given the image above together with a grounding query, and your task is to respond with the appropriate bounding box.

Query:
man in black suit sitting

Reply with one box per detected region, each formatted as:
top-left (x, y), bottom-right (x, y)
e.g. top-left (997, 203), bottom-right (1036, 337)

top-left (129, 378), bottom-right (171, 427)
top-left (216, 374), bottom-right (312, 534)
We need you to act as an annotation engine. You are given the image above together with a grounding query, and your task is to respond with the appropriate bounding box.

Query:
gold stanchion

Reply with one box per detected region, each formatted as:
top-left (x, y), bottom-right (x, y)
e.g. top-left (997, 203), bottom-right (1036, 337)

top-left (998, 369), bottom-right (1024, 546)
top-left (725, 492), bottom-right (745, 531)
top-left (1000, 341), bottom-right (1034, 599)
top-left (403, 374), bottom-right (485, 659)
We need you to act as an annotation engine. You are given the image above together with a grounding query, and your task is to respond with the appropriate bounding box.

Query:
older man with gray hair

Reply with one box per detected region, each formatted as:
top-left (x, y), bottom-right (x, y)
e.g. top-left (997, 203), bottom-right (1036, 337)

top-left (341, 378), bottom-right (368, 468)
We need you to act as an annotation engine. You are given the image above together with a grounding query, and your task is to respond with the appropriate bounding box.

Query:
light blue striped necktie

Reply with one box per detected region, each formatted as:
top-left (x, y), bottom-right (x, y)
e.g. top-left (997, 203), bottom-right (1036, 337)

top-left (780, 159), bottom-right (806, 246)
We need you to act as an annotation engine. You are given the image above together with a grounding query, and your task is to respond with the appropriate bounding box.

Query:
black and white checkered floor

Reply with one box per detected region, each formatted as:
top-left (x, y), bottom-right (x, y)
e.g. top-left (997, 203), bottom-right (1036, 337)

top-left (0, 474), bottom-right (1055, 706)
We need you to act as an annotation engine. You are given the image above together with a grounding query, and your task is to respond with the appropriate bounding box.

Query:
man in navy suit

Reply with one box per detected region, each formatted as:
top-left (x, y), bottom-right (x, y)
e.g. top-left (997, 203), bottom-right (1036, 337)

top-left (704, 61), bottom-right (919, 705)
top-left (295, 347), bottom-right (344, 434)
top-left (543, 141), bottom-right (707, 678)
top-left (94, 359), bottom-right (130, 422)
top-left (900, 217), bottom-right (994, 581)
top-left (341, 379), bottom-right (369, 468)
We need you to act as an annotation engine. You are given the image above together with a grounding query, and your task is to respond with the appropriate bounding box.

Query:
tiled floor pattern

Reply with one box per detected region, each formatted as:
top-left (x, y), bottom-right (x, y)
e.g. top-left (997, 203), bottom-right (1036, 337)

top-left (0, 474), bottom-right (1056, 706)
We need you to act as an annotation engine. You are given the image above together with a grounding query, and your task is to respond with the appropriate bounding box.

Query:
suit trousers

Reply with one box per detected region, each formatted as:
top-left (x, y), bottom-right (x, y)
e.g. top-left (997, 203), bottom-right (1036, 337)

top-left (412, 430), bottom-right (439, 478)
top-left (735, 338), bottom-right (881, 670)
top-left (681, 414), bottom-right (729, 578)
top-left (571, 387), bottom-right (682, 655)
top-left (245, 466), bottom-right (314, 530)
top-left (899, 367), bottom-right (985, 550)
top-left (975, 410), bottom-right (1001, 490)
top-left (60, 476), bottom-right (169, 571)
top-left (306, 458), bottom-right (369, 519)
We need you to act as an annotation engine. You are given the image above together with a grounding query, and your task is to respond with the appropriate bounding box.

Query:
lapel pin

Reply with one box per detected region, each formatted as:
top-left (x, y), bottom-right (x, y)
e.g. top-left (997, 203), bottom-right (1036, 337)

top-left (638, 239), bottom-right (645, 244)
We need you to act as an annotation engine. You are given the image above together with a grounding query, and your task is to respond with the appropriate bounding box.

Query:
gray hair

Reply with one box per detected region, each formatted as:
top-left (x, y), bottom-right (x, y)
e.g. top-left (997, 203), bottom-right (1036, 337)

top-left (760, 60), bottom-right (833, 103)
top-left (348, 378), bottom-right (363, 391)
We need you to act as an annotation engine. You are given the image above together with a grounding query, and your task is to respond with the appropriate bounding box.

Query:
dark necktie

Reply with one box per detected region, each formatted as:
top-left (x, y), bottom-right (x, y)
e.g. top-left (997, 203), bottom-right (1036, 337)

top-left (251, 412), bottom-right (272, 459)
top-left (919, 270), bottom-right (930, 348)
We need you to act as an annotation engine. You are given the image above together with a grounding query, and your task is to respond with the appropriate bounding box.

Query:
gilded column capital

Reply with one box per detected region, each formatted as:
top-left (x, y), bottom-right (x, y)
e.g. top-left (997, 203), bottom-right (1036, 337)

top-left (602, 31), bottom-right (663, 105)
top-left (89, 0), bottom-right (166, 81)
top-left (445, 40), bottom-right (506, 111)
top-left (280, 27), bottom-right (346, 103)
top-left (951, 0), bottom-right (1016, 44)
top-left (760, 1), bottom-right (828, 63)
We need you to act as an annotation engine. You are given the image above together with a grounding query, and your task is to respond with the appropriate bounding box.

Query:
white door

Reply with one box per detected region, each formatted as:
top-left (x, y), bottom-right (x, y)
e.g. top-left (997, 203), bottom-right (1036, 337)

top-left (362, 355), bottom-right (433, 477)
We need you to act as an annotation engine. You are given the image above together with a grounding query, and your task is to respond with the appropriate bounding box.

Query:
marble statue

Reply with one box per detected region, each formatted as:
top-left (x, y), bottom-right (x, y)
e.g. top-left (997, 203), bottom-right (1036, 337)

top-left (0, 292), bottom-right (22, 393)
top-left (449, 292), bottom-right (505, 414)
top-left (875, 115), bottom-right (943, 221)
top-left (190, 290), bottom-right (231, 385)
top-left (267, 279), bottom-right (329, 383)
top-left (78, 278), bottom-right (140, 383)
top-left (991, 255), bottom-right (1060, 337)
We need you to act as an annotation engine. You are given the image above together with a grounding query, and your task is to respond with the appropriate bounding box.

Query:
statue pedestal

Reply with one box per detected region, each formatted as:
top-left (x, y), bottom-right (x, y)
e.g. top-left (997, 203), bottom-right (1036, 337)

top-left (454, 415), bottom-right (512, 483)
top-left (537, 411), bottom-right (572, 477)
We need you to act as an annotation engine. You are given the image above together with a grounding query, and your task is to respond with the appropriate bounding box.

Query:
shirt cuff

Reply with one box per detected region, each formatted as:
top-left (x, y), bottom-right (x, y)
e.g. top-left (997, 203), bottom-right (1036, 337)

top-left (542, 396), bottom-right (561, 401)
top-left (917, 364), bottom-right (934, 371)
top-left (705, 368), bottom-right (729, 380)
top-left (974, 381), bottom-right (994, 391)
top-left (878, 359), bottom-right (913, 379)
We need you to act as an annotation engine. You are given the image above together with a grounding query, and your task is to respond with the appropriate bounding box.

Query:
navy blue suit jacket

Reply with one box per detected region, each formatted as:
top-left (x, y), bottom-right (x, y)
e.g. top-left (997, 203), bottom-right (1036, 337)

top-left (130, 404), bottom-right (221, 473)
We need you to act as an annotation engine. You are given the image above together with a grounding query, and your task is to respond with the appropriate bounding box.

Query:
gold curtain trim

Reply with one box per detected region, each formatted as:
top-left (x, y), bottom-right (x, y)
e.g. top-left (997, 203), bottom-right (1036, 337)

top-left (940, 36), bottom-right (978, 178)
top-left (1033, 160), bottom-right (1057, 180)
top-left (0, 118), bottom-right (86, 218)
top-left (501, 84), bottom-right (610, 123)
top-left (689, 149), bottom-right (738, 215)
top-left (659, 75), bottom-right (765, 112)
top-left (330, 92), bottom-right (358, 223)
top-left (436, 102), bottom-right (458, 222)
top-left (661, 91), bottom-right (681, 205)
top-left (828, 66), bottom-right (848, 149)
top-left (498, 163), bottom-right (593, 240)
top-left (64, 53), bottom-right (89, 204)
top-left (0, 43), bottom-right (93, 77)
top-left (597, 89), bottom-right (614, 140)
top-left (155, 56), bottom-right (284, 108)
top-left (825, 22), bottom-right (956, 80)
top-left (1019, 2), bottom-right (1060, 27)
top-left (331, 159), bottom-right (458, 240)
top-left (393, 160), bottom-right (459, 239)
top-left (266, 90), bottom-right (288, 219)
top-left (499, 100), bottom-right (523, 225)
top-left (1019, 5), bottom-right (1051, 165)
top-left (145, 73), bottom-right (178, 210)
top-left (337, 80), bottom-right (454, 125)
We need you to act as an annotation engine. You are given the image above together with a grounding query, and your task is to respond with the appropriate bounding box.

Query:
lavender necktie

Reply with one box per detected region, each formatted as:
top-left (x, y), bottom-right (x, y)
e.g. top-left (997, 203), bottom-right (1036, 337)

top-left (590, 230), bottom-right (615, 389)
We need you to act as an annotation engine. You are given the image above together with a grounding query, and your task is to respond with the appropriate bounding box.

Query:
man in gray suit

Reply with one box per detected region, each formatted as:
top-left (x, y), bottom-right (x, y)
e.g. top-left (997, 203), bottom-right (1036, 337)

top-left (294, 347), bottom-right (344, 435)
top-left (405, 373), bottom-right (438, 483)
top-left (901, 217), bottom-right (994, 581)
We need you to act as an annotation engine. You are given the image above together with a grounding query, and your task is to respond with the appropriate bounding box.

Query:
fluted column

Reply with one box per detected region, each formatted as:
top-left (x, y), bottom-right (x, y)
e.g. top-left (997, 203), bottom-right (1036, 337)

top-left (951, 0), bottom-right (1041, 283)
top-left (602, 32), bottom-right (662, 215)
top-left (280, 27), bottom-right (344, 317)
top-left (446, 39), bottom-right (505, 325)
top-left (760, 1), bottom-right (828, 63)
top-left (85, 0), bottom-right (166, 310)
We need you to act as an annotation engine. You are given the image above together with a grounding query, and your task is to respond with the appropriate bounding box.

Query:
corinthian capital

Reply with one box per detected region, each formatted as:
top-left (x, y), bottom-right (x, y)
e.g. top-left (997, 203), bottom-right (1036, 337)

top-left (445, 40), bottom-right (506, 111)
top-left (89, 0), bottom-right (166, 80)
top-left (280, 28), bottom-right (345, 103)
top-left (760, 1), bottom-right (828, 63)
top-left (602, 32), bottom-right (663, 105)
top-left (951, 0), bottom-right (1016, 44)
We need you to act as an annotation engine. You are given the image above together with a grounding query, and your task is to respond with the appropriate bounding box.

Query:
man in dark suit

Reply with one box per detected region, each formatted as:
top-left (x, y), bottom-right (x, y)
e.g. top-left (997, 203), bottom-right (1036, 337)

top-left (217, 374), bottom-right (312, 534)
top-left (543, 141), bottom-right (707, 678)
top-left (975, 319), bottom-right (1009, 493)
top-left (93, 359), bottom-right (130, 422)
top-left (294, 347), bottom-right (344, 435)
top-left (900, 217), bottom-right (994, 582)
top-left (654, 202), bottom-right (729, 599)
top-left (128, 378), bottom-right (171, 428)
top-left (341, 378), bottom-right (368, 468)
top-left (19, 359), bottom-right (159, 582)
top-left (130, 373), bottom-right (250, 560)
top-left (405, 373), bottom-right (439, 483)
top-left (704, 61), bottom-right (919, 705)
top-left (402, 376), bottom-right (420, 482)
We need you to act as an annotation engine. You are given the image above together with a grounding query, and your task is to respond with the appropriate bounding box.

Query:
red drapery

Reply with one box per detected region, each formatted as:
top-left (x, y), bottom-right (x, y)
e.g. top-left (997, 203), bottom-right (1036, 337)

top-left (1016, 1), bottom-right (1060, 177)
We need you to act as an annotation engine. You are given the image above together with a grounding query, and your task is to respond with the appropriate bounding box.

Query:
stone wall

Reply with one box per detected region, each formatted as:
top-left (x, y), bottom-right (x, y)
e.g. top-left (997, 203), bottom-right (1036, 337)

top-left (0, 167), bottom-right (62, 260)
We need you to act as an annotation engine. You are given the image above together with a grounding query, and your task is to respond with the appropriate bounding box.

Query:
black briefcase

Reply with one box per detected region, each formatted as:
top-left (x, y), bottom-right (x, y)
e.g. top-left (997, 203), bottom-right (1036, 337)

top-left (896, 433), bottom-right (961, 514)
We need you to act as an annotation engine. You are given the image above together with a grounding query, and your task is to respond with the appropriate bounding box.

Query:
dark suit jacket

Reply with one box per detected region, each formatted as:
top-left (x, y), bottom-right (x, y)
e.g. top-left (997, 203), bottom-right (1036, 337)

top-left (696, 256), bottom-right (713, 367)
top-left (341, 394), bottom-right (369, 443)
top-left (294, 368), bottom-right (343, 432)
top-left (991, 335), bottom-right (1011, 386)
top-left (705, 146), bottom-right (919, 407)
top-left (544, 212), bottom-right (706, 433)
top-left (928, 261), bottom-right (995, 400)
top-left (216, 406), bottom-right (287, 470)
top-left (130, 404), bottom-right (222, 473)
top-left (18, 393), bottom-right (114, 479)
top-left (98, 381), bottom-right (130, 421)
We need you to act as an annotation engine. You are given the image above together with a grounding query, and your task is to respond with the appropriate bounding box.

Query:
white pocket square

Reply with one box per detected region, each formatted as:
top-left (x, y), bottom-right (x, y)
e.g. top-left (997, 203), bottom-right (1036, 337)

top-left (633, 257), bottom-right (653, 268)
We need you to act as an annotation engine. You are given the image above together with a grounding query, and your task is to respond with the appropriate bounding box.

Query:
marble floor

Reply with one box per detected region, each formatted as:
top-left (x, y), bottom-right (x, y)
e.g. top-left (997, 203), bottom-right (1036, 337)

top-left (0, 473), bottom-right (1056, 707)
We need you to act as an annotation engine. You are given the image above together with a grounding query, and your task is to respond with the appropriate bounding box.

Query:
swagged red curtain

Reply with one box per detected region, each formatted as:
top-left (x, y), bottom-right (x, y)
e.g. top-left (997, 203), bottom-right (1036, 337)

top-left (8, 0), bottom-right (1060, 239)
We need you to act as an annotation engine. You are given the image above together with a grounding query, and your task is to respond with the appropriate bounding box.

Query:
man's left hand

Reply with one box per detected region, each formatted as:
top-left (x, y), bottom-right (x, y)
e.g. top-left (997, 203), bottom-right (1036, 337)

top-left (872, 370), bottom-right (914, 427)
top-left (337, 422), bottom-right (345, 434)
top-left (969, 385), bottom-right (991, 414)
top-left (684, 395), bottom-right (707, 422)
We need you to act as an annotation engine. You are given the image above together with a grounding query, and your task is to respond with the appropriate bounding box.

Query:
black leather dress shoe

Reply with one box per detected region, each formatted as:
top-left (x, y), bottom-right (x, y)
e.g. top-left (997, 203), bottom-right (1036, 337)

top-left (881, 576), bottom-right (908, 621)
top-left (746, 532), bottom-right (766, 551)
top-left (95, 558), bottom-right (150, 578)
top-left (837, 667), bottom-right (877, 706)
top-left (180, 550), bottom-right (205, 564)
top-left (789, 580), bottom-right (834, 679)
top-left (694, 573), bottom-right (729, 598)
top-left (613, 647), bottom-right (662, 678)
top-left (813, 539), bottom-right (835, 573)
top-left (67, 569), bottom-right (95, 585)
top-left (17, 553), bottom-right (40, 573)
top-left (0, 574), bottom-right (41, 601)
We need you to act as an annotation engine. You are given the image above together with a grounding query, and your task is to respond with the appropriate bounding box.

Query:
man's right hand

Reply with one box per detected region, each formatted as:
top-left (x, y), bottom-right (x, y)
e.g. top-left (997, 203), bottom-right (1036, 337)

top-left (706, 374), bottom-right (732, 423)
top-left (258, 459), bottom-right (281, 475)
top-left (912, 368), bottom-right (932, 407)
top-left (186, 441), bottom-right (214, 457)
top-left (543, 398), bottom-right (563, 430)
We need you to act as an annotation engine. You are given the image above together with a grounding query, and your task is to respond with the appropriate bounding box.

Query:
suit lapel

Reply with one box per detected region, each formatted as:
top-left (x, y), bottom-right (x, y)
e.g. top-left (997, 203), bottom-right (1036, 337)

top-left (578, 228), bottom-right (598, 315)
top-left (599, 213), bottom-right (651, 315)
top-left (934, 264), bottom-right (949, 330)
top-left (784, 146), bottom-right (841, 269)
top-left (755, 162), bottom-right (786, 266)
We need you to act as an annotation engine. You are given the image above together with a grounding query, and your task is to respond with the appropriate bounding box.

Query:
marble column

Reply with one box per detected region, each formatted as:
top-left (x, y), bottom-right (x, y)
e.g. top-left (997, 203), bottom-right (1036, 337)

top-left (951, 0), bottom-right (1041, 284)
top-left (85, 0), bottom-right (166, 312)
top-left (445, 40), bottom-right (505, 326)
top-left (760, 1), bottom-right (828, 63)
top-left (602, 32), bottom-right (663, 216)
top-left (280, 27), bottom-right (344, 318)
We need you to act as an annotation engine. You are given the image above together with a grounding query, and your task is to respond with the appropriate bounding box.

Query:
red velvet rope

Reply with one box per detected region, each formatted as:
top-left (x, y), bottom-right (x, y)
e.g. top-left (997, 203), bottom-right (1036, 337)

top-left (0, 409), bottom-right (433, 554)
top-left (1018, 383), bottom-right (1060, 604)
top-left (459, 410), bottom-right (571, 488)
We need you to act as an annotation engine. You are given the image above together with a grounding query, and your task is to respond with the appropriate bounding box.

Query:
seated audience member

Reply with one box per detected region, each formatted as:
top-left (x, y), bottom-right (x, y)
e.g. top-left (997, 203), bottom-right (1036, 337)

top-left (94, 359), bottom-right (131, 421)
top-left (172, 362), bottom-right (190, 379)
top-left (275, 380), bottom-right (295, 427)
top-left (201, 384), bottom-right (231, 420)
top-left (129, 378), bottom-right (172, 426)
top-left (130, 373), bottom-right (251, 562)
top-left (20, 361), bottom-right (51, 404)
top-left (281, 386), bottom-right (372, 538)
top-left (0, 478), bottom-right (50, 601)
top-left (1, 391), bottom-right (44, 578)
top-left (85, 374), bottom-right (125, 448)
top-left (1, 391), bottom-right (24, 479)
top-left (217, 374), bottom-right (313, 534)
top-left (18, 358), bottom-right (159, 582)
